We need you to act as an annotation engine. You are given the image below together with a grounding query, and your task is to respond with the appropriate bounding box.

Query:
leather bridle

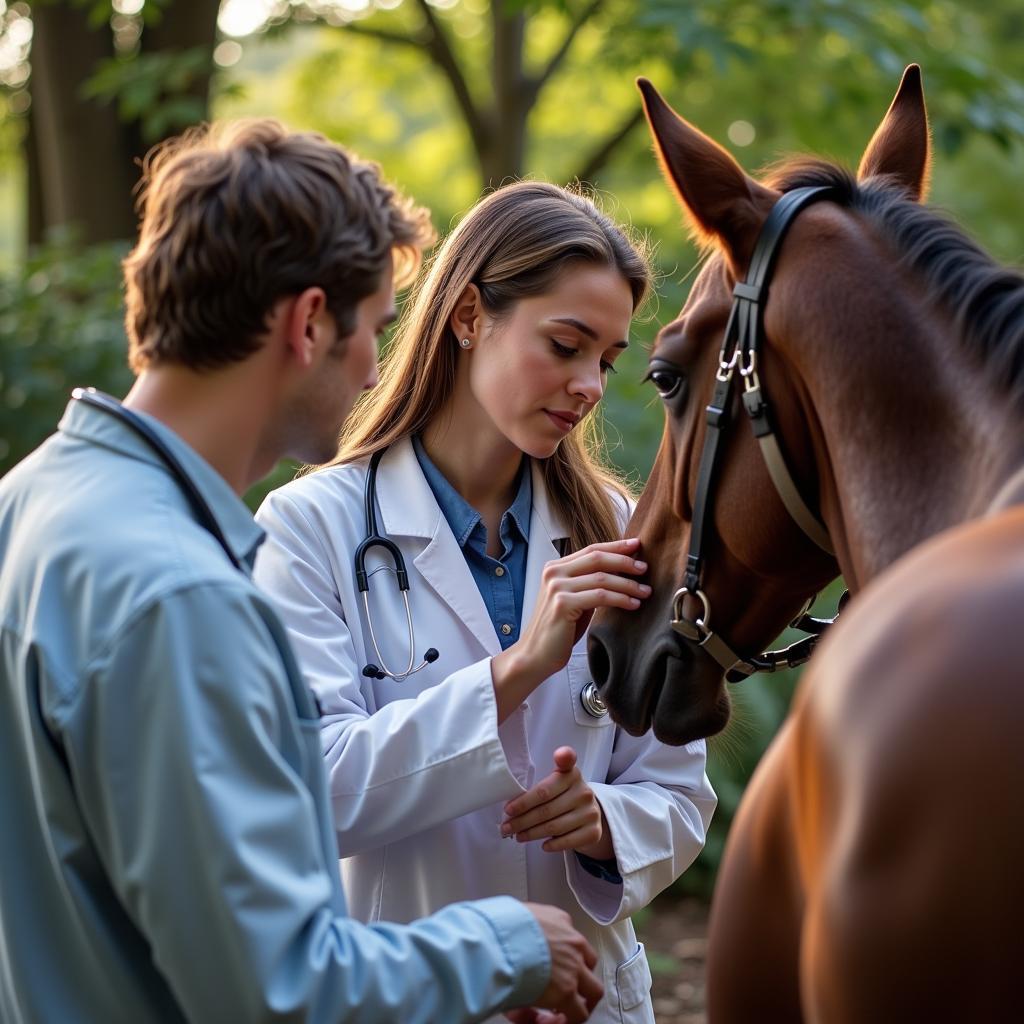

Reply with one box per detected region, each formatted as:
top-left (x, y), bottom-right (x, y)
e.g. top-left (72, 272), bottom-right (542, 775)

top-left (664, 186), bottom-right (848, 684)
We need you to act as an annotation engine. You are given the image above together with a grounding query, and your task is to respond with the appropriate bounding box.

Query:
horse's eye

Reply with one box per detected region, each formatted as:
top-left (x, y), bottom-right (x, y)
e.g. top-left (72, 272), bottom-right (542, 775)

top-left (647, 369), bottom-right (682, 399)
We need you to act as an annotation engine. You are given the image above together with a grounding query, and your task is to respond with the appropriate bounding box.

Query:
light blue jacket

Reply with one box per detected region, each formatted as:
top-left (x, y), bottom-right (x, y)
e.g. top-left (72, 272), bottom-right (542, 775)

top-left (0, 399), bottom-right (550, 1023)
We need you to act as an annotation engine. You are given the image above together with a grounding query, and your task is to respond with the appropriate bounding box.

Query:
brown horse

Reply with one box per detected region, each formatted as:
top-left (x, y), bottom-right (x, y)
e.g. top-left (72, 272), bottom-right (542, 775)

top-left (588, 67), bottom-right (1024, 1020)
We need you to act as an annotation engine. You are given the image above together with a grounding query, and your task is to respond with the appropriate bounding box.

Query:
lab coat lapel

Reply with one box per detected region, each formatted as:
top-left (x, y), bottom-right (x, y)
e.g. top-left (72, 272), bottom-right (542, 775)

top-left (521, 461), bottom-right (570, 631)
top-left (376, 439), bottom-right (501, 657)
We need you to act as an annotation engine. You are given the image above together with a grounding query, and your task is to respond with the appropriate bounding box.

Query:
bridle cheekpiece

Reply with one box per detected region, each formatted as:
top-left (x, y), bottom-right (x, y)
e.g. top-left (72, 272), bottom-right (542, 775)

top-left (670, 186), bottom-right (848, 683)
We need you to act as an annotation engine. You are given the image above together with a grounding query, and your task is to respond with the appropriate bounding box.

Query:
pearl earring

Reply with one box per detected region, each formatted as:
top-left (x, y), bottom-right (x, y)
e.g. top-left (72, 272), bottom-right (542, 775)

top-left (460, 338), bottom-right (471, 349)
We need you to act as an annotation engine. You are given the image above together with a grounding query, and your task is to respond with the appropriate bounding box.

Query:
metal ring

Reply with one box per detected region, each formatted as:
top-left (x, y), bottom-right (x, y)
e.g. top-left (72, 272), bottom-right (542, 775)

top-left (716, 346), bottom-right (740, 382)
top-left (739, 351), bottom-right (762, 394)
top-left (670, 586), bottom-right (712, 637)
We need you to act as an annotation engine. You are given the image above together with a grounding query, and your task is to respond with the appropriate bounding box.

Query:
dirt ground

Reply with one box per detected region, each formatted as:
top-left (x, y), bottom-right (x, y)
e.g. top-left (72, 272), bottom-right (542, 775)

top-left (634, 893), bottom-right (709, 1023)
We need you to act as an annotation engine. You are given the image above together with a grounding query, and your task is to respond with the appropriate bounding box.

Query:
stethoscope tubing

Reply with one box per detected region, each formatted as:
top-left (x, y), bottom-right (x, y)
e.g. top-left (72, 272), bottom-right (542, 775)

top-left (358, 447), bottom-right (436, 681)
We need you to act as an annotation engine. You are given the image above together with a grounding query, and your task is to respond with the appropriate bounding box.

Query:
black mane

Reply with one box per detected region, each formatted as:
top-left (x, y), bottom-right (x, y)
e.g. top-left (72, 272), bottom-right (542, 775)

top-left (764, 157), bottom-right (1024, 404)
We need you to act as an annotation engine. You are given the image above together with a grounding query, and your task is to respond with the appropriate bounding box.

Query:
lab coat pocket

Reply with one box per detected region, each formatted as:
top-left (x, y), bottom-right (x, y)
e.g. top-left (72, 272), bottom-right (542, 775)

top-left (567, 650), bottom-right (612, 728)
top-left (614, 942), bottom-right (653, 1021)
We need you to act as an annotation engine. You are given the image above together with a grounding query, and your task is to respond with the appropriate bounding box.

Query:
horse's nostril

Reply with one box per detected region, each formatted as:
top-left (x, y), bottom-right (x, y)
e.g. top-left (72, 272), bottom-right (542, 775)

top-left (586, 632), bottom-right (611, 688)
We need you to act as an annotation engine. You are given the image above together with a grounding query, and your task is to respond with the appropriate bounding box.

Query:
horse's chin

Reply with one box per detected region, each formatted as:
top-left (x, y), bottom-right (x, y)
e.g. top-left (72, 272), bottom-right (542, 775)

top-left (590, 632), bottom-right (732, 746)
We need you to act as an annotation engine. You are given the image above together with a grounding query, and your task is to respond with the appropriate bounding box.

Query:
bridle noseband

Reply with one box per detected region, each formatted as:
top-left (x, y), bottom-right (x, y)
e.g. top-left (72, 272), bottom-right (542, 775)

top-left (670, 185), bottom-right (848, 684)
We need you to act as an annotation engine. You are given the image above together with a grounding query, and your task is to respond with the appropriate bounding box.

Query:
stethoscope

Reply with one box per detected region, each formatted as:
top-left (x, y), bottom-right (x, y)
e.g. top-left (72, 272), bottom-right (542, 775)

top-left (357, 448), bottom-right (439, 681)
top-left (71, 388), bottom-right (245, 573)
top-left (358, 447), bottom-right (608, 717)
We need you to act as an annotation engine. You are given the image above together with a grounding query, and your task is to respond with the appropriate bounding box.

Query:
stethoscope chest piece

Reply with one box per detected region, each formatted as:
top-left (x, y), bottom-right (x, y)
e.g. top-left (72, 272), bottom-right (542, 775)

top-left (580, 681), bottom-right (609, 718)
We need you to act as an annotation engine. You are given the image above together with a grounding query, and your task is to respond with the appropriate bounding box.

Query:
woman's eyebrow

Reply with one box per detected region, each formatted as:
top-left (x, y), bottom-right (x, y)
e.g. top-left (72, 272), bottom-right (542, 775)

top-left (549, 316), bottom-right (629, 348)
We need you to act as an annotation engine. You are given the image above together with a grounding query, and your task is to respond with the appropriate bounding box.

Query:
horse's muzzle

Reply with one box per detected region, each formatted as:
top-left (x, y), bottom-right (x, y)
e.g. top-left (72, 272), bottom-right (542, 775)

top-left (587, 625), bottom-right (731, 745)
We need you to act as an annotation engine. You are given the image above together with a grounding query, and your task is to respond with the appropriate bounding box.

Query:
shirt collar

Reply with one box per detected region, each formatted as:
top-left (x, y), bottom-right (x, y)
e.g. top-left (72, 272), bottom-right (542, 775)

top-left (58, 396), bottom-right (265, 571)
top-left (411, 434), bottom-right (531, 548)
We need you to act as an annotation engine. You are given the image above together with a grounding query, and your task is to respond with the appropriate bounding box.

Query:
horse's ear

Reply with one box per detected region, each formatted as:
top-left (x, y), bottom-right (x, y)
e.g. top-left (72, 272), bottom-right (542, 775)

top-left (857, 64), bottom-right (931, 201)
top-left (637, 77), bottom-right (774, 274)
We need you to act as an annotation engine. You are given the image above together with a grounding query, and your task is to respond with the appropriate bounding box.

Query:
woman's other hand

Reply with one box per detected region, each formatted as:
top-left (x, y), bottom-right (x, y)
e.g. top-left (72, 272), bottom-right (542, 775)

top-left (501, 747), bottom-right (614, 860)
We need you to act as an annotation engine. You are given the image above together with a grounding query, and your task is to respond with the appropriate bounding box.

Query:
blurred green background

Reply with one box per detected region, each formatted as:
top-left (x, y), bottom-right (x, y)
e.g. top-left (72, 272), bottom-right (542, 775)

top-left (2, 0), bottom-right (1021, 898)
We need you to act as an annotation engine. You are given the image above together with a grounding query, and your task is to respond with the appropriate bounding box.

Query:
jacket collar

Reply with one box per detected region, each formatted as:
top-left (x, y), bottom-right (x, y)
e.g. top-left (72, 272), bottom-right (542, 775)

top-left (58, 397), bottom-right (265, 572)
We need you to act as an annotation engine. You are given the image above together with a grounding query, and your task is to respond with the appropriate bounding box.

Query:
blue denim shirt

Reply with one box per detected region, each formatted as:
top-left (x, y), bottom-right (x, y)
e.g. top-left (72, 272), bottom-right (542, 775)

top-left (413, 435), bottom-right (531, 650)
top-left (0, 400), bottom-right (550, 1023)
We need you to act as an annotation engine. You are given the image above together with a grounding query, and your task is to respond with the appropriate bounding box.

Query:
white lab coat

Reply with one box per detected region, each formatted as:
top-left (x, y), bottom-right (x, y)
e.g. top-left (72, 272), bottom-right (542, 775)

top-left (254, 438), bottom-right (716, 1024)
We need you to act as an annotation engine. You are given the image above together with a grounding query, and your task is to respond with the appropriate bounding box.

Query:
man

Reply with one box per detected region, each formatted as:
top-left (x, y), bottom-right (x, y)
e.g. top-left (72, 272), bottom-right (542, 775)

top-left (0, 120), bottom-right (602, 1023)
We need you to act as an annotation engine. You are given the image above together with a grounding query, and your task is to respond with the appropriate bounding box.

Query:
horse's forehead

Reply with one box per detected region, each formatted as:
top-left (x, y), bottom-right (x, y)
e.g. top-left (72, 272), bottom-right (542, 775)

top-left (653, 254), bottom-right (733, 362)
top-left (681, 256), bottom-right (733, 320)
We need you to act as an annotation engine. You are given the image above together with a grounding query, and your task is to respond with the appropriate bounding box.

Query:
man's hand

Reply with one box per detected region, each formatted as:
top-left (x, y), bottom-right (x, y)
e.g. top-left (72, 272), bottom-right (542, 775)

top-left (502, 748), bottom-right (614, 859)
top-left (517, 903), bottom-right (603, 1023)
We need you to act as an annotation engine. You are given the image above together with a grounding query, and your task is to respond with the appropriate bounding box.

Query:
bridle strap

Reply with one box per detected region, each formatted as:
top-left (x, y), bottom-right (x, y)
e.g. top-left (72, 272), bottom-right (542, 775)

top-left (754, 428), bottom-right (834, 552)
top-left (673, 185), bottom-right (844, 680)
top-left (734, 186), bottom-right (838, 555)
top-left (683, 367), bottom-right (737, 592)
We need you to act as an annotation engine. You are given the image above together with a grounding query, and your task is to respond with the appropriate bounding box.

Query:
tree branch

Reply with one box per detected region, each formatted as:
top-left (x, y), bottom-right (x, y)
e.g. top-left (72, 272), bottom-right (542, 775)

top-left (339, 23), bottom-right (424, 49)
top-left (412, 0), bottom-right (491, 158)
top-left (572, 106), bottom-right (645, 185)
top-left (527, 0), bottom-right (603, 107)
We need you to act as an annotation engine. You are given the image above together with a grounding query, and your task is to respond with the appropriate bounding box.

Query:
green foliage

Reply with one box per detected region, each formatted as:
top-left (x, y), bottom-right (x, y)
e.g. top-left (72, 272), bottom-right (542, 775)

top-left (0, 234), bottom-right (132, 474)
top-left (82, 46), bottom-right (212, 141)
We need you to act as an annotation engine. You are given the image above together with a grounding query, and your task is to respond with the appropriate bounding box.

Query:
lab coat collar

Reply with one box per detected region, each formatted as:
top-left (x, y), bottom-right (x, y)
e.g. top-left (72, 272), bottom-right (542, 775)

top-left (528, 458), bottom-right (570, 547)
top-left (376, 439), bottom-right (498, 655)
top-left (375, 438), bottom-right (570, 545)
top-left (375, 437), bottom-right (443, 540)
top-left (519, 459), bottom-right (570, 634)
top-left (58, 397), bottom-right (265, 572)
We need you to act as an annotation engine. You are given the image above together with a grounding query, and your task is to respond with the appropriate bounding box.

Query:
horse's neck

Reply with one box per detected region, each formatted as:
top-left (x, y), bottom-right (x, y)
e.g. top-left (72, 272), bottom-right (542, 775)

top-left (818, 335), bottom-right (1023, 590)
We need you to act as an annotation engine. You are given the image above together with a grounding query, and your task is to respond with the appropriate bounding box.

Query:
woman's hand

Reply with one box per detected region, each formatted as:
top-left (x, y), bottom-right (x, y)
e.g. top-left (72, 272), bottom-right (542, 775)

top-left (501, 747), bottom-right (614, 860)
top-left (490, 537), bottom-right (649, 722)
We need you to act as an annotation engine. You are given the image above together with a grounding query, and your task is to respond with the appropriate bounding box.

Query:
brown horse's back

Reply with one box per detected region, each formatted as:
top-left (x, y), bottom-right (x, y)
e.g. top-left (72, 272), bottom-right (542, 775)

top-left (709, 506), bottom-right (1024, 1022)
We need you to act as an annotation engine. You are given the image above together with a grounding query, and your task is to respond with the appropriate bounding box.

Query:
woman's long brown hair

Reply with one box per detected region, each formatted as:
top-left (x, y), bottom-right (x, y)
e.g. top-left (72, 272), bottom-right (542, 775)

top-left (326, 181), bottom-right (652, 552)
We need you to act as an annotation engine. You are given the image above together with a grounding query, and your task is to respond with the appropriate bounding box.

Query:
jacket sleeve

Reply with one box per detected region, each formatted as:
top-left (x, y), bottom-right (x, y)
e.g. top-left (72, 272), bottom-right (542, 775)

top-left (564, 731), bottom-right (716, 925)
top-left (254, 488), bottom-right (527, 855)
top-left (56, 582), bottom-right (549, 1023)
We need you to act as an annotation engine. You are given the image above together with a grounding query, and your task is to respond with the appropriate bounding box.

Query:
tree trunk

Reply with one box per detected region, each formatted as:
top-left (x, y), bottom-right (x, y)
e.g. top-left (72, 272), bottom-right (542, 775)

top-left (25, 104), bottom-right (44, 247)
top-left (25, 0), bottom-right (221, 247)
top-left (29, 2), bottom-right (140, 243)
top-left (143, 0), bottom-right (221, 108)
top-left (485, 4), bottom-right (528, 185)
